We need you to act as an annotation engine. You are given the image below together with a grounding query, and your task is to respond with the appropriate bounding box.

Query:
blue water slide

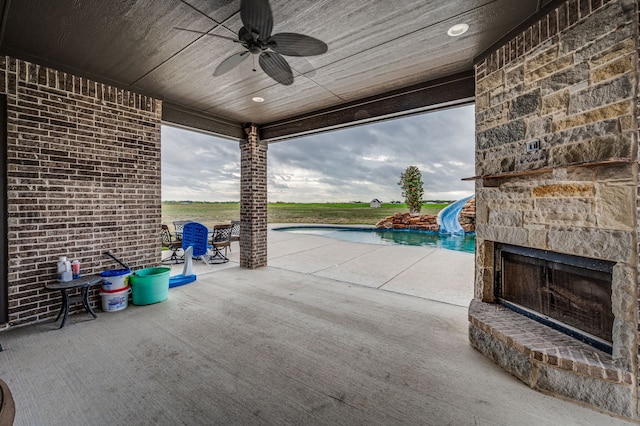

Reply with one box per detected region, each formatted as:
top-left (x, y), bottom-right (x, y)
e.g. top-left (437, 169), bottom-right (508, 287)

top-left (437, 195), bottom-right (474, 235)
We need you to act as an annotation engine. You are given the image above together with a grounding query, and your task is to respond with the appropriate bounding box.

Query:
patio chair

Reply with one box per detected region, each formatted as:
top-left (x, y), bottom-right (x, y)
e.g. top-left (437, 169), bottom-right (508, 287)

top-left (229, 220), bottom-right (240, 251)
top-left (161, 224), bottom-right (183, 264)
top-left (208, 223), bottom-right (232, 263)
top-left (181, 222), bottom-right (211, 264)
top-left (172, 220), bottom-right (192, 240)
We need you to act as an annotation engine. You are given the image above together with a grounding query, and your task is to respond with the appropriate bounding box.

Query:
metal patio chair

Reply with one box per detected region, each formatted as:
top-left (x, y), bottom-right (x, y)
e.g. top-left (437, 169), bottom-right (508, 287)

top-left (229, 220), bottom-right (240, 251)
top-left (208, 223), bottom-right (232, 263)
top-left (172, 220), bottom-right (192, 240)
top-left (161, 224), bottom-right (183, 264)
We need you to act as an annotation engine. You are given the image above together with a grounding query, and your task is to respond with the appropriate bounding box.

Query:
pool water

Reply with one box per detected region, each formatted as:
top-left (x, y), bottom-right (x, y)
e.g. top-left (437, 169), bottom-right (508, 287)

top-left (274, 226), bottom-right (475, 253)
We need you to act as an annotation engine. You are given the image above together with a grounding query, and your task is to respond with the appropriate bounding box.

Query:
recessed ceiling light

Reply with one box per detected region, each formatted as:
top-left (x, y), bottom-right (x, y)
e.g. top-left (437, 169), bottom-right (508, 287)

top-left (252, 96), bottom-right (265, 103)
top-left (447, 23), bottom-right (469, 37)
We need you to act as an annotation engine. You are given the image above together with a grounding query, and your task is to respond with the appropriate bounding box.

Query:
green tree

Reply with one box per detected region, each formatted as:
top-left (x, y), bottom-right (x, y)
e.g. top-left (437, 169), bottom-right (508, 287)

top-left (399, 165), bottom-right (424, 215)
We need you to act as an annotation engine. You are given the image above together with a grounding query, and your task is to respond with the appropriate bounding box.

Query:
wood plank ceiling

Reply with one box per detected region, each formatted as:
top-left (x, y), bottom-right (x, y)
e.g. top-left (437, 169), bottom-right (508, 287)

top-left (0, 0), bottom-right (553, 141)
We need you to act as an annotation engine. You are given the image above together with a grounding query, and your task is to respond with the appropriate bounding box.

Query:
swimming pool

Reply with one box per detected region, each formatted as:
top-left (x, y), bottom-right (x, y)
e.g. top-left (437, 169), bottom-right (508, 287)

top-left (274, 226), bottom-right (475, 253)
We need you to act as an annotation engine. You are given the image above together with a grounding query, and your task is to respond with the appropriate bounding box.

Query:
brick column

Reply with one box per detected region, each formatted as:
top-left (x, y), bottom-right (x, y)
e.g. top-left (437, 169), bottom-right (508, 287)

top-left (239, 124), bottom-right (268, 268)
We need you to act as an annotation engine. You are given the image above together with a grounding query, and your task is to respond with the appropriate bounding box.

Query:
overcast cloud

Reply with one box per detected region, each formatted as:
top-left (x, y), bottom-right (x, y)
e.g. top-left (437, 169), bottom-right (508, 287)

top-left (161, 104), bottom-right (475, 202)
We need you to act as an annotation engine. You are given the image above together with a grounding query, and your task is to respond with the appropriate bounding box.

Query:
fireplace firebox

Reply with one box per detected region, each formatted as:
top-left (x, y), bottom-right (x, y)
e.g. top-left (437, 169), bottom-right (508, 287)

top-left (495, 244), bottom-right (615, 353)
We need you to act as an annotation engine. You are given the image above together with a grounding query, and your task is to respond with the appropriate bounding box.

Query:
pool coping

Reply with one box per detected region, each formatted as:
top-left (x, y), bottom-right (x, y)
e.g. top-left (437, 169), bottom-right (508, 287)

top-left (272, 224), bottom-right (476, 235)
top-left (271, 224), bottom-right (476, 254)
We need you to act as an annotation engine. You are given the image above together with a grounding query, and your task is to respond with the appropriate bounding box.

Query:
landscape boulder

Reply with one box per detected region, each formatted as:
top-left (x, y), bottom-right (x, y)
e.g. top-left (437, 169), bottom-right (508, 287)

top-left (376, 198), bottom-right (476, 233)
top-left (375, 213), bottom-right (439, 231)
top-left (459, 198), bottom-right (476, 232)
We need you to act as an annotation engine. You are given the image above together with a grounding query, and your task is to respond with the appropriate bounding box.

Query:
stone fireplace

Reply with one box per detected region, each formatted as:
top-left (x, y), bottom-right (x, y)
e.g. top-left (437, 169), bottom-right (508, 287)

top-left (496, 244), bottom-right (615, 351)
top-left (469, 0), bottom-right (640, 420)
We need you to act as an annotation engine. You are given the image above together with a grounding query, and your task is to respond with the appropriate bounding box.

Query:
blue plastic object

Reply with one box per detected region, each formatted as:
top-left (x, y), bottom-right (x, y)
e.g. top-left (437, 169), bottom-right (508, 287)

top-left (100, 268), bottom-right (131, 277)
top-left (169, 274), bottom-right (196, 288)
top-left (167, 225), bottom-right (209, 290)
top-left (181, 222), bottom-right (210, 257)
top-left (438, 195), bottom-right (474, 235)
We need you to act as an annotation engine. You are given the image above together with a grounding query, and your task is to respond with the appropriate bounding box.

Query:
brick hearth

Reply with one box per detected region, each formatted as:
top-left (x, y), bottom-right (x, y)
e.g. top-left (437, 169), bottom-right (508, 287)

top-left (469, 300), bottom-right (634, 417)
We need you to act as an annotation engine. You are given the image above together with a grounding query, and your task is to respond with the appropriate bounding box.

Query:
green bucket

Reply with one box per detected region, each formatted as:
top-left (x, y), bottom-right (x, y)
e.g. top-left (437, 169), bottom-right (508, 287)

top-left (130, 267), bottom-right (170, 305)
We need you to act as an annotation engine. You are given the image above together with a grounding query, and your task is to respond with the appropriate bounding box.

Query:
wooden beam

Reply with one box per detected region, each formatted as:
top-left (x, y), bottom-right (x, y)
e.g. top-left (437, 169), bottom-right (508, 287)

top-left (162, 102), bottom-right (244, 140)
top-left (260, 70), bottom-right (475, 143)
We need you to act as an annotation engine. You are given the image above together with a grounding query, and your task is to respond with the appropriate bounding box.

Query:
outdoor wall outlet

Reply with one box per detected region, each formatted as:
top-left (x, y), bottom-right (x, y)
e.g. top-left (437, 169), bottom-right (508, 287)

top-left (526, 140), bottom-right (540, 153)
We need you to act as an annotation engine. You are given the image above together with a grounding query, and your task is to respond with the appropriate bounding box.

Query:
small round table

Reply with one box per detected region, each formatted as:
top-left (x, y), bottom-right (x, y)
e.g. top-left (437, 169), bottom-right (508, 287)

top-left (45, 275), bottom-right (102, 328)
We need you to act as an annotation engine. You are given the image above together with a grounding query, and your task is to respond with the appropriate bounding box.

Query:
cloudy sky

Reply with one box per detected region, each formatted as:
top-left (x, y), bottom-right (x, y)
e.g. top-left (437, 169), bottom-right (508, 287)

top-left (161, 104), bottom-right (475, 203)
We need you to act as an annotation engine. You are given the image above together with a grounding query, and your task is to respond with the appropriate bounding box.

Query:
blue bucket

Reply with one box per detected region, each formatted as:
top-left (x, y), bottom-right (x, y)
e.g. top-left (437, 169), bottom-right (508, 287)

top-left (100, 269), bottom-right (131, 291)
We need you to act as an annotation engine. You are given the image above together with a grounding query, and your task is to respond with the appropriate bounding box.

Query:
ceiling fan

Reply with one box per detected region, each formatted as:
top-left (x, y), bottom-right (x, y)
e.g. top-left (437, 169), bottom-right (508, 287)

top-left (177, 0), bottom-right (328, 85)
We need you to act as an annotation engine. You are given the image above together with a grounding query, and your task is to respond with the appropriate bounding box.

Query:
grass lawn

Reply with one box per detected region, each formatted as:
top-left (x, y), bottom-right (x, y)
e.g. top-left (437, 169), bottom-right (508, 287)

top-left (162, 202), bottom-right (448, 229)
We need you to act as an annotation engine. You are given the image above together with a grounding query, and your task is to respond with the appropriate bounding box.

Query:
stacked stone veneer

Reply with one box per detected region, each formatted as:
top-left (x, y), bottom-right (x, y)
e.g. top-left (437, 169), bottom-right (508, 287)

top-left (3, 56), bottom-right (162, 327)
top-left (472, 0), bottom-right (640, 419)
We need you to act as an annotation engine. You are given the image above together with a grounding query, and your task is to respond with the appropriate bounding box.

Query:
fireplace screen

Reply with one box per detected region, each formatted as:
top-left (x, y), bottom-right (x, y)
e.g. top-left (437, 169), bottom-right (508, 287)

top-left (497, 245), bottom-right (614, 345)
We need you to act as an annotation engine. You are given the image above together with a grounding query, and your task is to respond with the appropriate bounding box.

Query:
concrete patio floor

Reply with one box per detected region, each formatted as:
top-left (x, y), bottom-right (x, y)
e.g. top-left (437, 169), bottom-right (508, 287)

top-left (0, 227), bottom-right (633, 425)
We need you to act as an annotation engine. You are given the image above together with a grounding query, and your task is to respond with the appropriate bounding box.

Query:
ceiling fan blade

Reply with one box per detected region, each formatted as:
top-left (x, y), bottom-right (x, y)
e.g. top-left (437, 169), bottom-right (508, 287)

top-left (269, 33), bottom-right (328, 57)
top-left (240, 0), bottom-right (273, 41)
top-left (174, 27), bottom-right (239, 43)
top-left (259, 51), bottom-right (293, 85)
top-left (214, 51), bottom-right (250, 77)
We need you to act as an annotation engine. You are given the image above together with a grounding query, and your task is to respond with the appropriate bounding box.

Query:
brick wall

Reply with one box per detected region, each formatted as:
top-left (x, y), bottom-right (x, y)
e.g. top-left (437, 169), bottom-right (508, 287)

top-left (239, 124), bottom-right (268, 269)
top-left (472, 0), bottom-right (640, 418)
top-left (2, 56), bottom-right (162, 327)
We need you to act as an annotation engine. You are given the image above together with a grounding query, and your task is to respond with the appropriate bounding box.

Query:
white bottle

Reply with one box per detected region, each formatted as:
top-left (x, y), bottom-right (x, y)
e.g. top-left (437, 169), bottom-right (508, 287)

top-left (57, 256), bottom-right (73, 282)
